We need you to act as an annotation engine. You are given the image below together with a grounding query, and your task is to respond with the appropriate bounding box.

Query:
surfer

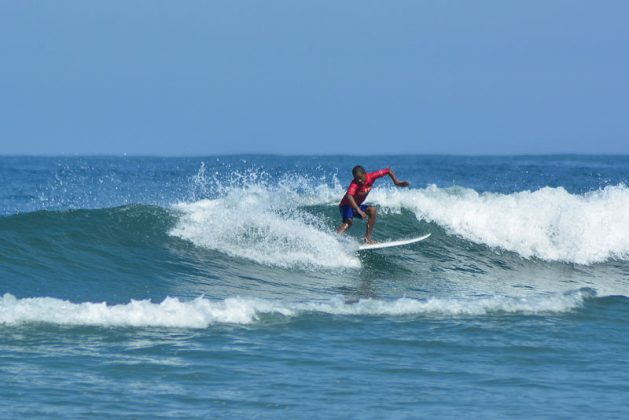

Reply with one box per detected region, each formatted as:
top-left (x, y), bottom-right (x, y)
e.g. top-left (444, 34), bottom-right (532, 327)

top-left (336, 165), bottom-right (410, 243)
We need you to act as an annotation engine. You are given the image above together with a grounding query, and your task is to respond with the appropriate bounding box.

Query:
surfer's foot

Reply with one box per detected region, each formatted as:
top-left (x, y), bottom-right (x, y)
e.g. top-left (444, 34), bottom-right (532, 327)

top-left (363, 237), bottom-right (377, 244)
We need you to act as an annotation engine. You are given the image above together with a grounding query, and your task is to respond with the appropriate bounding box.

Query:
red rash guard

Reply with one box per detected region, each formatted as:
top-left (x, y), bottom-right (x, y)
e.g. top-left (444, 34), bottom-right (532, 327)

top-left (339, 168), bottom-right (390, 207)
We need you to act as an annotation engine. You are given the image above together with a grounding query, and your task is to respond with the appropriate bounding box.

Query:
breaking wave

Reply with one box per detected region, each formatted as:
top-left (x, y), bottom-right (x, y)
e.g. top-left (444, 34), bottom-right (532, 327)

top-left (0, 289), bottom-right (596, 328)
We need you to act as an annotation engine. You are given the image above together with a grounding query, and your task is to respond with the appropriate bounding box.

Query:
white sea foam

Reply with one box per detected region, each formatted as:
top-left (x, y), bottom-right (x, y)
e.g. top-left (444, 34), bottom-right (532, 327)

top-left (176, 170), bottom-right (629, 266)
top-left (0, 294), bottom-right (291, 328)
top-left (0, 291), bottom-right (592, 328)
top-left (170, 183), bottom-right (358, 270)
top-left (368, 184), bottom-right (629, 265)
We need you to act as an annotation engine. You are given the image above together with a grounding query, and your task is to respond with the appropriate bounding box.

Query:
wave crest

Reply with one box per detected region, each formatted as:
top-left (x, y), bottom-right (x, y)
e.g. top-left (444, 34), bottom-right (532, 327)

top-left (0, 290), bottom-right (593, 328)
top-left (369, 184), bottom-right (629, 264)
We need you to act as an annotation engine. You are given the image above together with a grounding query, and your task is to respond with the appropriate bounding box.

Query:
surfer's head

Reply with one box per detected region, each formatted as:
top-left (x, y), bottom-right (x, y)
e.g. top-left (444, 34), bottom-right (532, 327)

top-left (352, 165), bottom-right (367, 183)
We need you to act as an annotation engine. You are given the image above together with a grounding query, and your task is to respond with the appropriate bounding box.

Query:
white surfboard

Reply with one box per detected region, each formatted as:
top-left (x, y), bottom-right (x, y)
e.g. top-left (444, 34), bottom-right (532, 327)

top-left (358, 233), bottom-right (431, 251)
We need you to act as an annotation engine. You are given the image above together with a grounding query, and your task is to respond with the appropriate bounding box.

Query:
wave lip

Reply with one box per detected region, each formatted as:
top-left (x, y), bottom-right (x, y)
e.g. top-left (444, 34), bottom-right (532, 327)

top-left (369, 184), bottom-right (629, 265)
top-left (0, 290), bottom-right (593, 328)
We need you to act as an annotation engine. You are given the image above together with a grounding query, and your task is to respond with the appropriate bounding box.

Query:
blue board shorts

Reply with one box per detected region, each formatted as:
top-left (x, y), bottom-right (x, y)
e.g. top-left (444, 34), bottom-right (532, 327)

top-left (339, 204), bottom-right (369, 222)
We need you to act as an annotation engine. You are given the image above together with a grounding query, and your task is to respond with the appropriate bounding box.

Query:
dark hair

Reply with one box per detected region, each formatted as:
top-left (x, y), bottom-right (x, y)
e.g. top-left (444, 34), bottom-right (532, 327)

top-left (352, 165), bottom-right (366, 177)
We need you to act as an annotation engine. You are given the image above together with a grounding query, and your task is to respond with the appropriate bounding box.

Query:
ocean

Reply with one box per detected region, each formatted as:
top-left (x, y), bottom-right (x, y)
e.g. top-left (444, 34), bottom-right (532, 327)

top-left (1, 155), bottom-right (628, 418)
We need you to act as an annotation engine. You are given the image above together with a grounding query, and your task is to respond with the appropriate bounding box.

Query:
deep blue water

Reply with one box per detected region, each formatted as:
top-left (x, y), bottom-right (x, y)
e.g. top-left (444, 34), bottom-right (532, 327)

top-left (1, 155), bottom-right (629, 418)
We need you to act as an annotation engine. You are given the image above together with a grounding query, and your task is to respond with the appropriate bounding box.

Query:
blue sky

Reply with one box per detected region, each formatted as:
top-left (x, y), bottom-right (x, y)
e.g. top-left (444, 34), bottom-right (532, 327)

top-left (1, 1), bottom-right (628, 155)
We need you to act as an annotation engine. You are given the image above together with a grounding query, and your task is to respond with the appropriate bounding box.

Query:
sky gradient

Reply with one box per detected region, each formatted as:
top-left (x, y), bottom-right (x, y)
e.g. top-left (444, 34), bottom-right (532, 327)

top-left (1, 1), bottom-right (628, 155)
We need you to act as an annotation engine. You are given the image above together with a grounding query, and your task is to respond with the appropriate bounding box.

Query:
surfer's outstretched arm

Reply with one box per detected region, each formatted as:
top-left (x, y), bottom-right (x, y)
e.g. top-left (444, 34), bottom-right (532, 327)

top-left (387, 169), bottom-right (410, 187)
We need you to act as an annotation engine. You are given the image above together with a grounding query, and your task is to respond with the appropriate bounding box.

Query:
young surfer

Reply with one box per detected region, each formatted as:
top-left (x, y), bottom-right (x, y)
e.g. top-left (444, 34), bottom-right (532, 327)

top-left (337, 165), bottom-right (410, 243)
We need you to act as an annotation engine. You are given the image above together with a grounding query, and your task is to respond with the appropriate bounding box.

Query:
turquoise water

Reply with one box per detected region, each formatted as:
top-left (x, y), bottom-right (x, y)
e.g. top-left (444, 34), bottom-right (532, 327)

top-left (1, 156), bottom-right (629, 418)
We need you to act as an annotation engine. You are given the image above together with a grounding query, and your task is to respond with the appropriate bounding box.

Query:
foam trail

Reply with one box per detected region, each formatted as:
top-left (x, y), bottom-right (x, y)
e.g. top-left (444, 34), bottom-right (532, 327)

top-left (170, 184), bottom-right (359, 269)
top-left (0, 290), bottom-right (593, 328)
top-left (368, 184), bottom-right (629, 265)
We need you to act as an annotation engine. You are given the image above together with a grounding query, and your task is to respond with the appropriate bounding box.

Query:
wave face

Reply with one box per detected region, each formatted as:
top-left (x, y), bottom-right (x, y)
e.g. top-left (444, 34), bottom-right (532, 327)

top-left (5, 183), bottom-right (629, 276)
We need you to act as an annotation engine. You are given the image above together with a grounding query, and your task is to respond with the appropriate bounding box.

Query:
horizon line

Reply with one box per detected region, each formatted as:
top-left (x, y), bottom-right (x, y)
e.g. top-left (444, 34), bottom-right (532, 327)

top-left (2, 152), bottom-right (629, 158)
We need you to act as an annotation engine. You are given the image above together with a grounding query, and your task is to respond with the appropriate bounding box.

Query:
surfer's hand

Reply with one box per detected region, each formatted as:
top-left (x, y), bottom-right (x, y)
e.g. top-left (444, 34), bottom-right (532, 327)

top-left (357, 210), bottom-right (367, 219)
top-left (396, 181), bottom-right (410, 187)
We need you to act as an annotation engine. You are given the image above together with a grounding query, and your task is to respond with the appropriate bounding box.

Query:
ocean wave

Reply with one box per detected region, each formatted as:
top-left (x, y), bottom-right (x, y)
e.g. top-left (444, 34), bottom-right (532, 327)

top-left (367, 184), bottom-right (629, 265)
top-left (4, 180), bottom-right (629, 268)
top-left (170, 181), bottom-right (629, 266)
top-left (0, 290), bottom-right (595, 328)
